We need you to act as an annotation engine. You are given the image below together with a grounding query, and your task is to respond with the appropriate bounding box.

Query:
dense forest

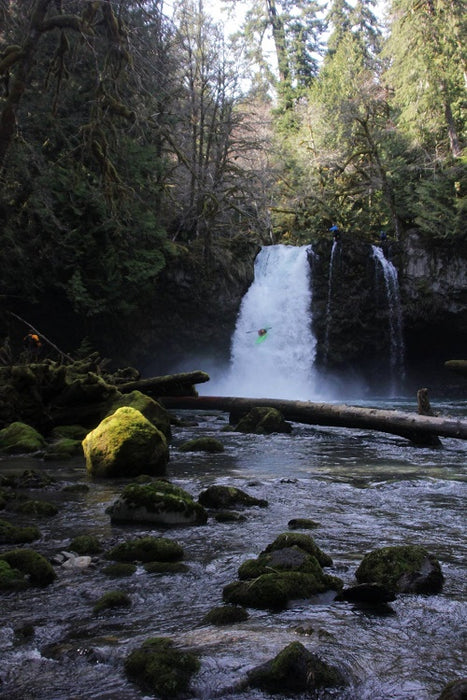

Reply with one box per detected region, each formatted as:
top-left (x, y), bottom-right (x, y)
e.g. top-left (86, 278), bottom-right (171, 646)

top-left (0, 0), bottom-right (465, 366)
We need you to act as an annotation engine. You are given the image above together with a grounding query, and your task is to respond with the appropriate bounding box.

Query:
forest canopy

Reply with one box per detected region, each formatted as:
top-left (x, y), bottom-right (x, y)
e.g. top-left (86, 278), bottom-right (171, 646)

top-left (0, 0), bottom-right (465, 354)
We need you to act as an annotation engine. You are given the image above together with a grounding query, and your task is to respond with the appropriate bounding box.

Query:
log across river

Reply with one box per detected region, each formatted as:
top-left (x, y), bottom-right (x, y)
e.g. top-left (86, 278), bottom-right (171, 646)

top-left (161, 395), bottom-right (467, 444)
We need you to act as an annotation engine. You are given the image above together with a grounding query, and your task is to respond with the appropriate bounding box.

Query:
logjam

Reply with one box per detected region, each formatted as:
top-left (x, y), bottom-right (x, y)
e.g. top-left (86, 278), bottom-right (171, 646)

top-left (160, 396), bottom-right (467, 444)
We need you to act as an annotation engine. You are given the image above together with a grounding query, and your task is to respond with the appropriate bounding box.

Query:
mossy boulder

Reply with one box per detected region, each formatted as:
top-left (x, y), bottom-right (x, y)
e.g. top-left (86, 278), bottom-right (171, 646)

top-left (264, 532), bottom-right (333, 567)
top-left (13, 499), bottom-right (58, 517)
top-left (355, 545), bottom-right (444, 594)
top-left (69, 534), bottom-right (102, 555)
top-left (198, 484), bottom-right (268, 509)
top-left (201, 605), bottom-right (249, 626)
top-left (106, 535), bottom-right (184, 563)
top-left (234, 407), bottom-right (292, 434)
top-left (237, 546), bottom-right (326, 580)
top-left (93, 590), bottom-right (131, 614)
top-left (44, 437), bottom-right (83, 460)
top-left (179, 437), bottom-right (224, 453)
top-left (105, 390), bottom-right (172, 440)
top-left (223, 570), bottom-right (343, 611)
top-left (82, 406), bottom-right (169, 478)
top-left (102, 562), bottom-right (137, 578)
top-left (0, 518), bottom-right (41, 544)
top-left (124, 637), bottom-right (200, 697)
top-left (0, 421), bottom-right (46, 454)
top-left (438, 679), bottom-right (467, 700)
top-left (0, 559), bottom-right (27, 591)
top-left (0, 548), bottom-right (56, 587)
top-left (245, 641), bottom-right (346, 694)
top-left (50, 424), bottom-right (88, 440)
top-left (107, 480), bottom-right (208, 526)
top-left (143, 561), bottom-right (190, 574)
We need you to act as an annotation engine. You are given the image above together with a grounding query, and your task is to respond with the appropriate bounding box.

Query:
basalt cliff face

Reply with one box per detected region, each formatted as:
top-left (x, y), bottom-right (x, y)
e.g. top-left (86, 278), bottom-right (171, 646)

top-left (128, 233), bottom-right (466, 396)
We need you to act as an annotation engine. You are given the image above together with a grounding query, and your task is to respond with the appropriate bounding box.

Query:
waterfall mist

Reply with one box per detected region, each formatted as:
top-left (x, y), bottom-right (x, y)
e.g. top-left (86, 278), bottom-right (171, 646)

top-left (202, 245), bottom-right (321, 400)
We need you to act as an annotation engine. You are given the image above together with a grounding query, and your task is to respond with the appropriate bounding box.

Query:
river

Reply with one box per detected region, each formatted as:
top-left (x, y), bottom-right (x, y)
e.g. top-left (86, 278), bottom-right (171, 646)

top-left (0, 397), bottom-right (465, 699)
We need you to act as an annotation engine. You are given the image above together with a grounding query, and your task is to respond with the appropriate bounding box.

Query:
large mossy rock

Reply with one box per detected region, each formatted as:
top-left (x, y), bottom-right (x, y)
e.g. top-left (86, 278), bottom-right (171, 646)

top-left (237, 546), bottom-right (327, 580)
top-left (105, 390), bottom-right (172, 440)
top-left (245, 641), bottom-right (347, 694)
top-left (355, 545), bottom-right (444, 594)
top-left (223, 570), bottom-right (342, 611)
top-left (0, 548), bottom-right (56, 587)
top-left (124, 637), bottom-right (200, 698)
top-left (0, 421), bottom-right (46, 454)
top-left (106, 535), bottom-right (184, 563)
top-left (198, 484), bottom-right (268, 509)
top-left (264, 532), bottom-right (333, 568)
top-left (234, 407), bottom-right (292, 434)
top-left (82, 406), bottom-right (169, 478)
top-left (107, 480), bottom-right (208, 526)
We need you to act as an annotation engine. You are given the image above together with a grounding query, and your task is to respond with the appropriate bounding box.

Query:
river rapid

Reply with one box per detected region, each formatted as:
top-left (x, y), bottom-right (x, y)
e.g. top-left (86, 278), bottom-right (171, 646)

top-left (0, 398), bottom-right (465, 700)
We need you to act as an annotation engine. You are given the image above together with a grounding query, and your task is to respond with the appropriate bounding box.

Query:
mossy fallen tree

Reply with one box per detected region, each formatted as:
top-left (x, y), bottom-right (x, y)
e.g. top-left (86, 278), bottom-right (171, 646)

top-left (160, 396), bottom-right (467, 444)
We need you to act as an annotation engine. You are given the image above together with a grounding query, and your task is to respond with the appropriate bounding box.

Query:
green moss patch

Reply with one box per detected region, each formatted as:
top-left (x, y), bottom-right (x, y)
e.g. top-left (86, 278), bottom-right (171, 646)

top-left (125, 637), bottom-right (200, 697)
top-left (106, 536), bottom-right (184, 563)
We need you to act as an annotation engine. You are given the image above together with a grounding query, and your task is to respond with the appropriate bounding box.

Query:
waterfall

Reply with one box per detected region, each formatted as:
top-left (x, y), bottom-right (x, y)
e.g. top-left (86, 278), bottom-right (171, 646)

top-left (372, 245), bottom-right (405, 393)
top-left (323, 240), bottom-right (339, 365)
top-left (208, 244), bottom-right (318, 400)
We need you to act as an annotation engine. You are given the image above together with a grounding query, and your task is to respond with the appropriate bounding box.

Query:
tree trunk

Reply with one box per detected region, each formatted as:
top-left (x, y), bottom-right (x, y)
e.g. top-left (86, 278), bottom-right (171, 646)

top-left (160, 395), bottom-right (467, 444)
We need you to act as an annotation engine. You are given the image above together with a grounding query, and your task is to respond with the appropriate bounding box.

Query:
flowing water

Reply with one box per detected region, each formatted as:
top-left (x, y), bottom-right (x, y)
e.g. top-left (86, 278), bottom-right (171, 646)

top-left (0, 400), bottom-right (466, 700)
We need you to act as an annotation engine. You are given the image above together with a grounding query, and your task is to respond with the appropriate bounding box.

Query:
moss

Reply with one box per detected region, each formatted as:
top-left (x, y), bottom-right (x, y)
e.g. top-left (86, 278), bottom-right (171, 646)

top-left (202, 605), bottom-right (249, 626)
top-left (264, 532), bottom-right (333, 567)
top-left (179, 437), bottom-right (224, 453)
top-left (93, 590), bottom-right (131, 614)
top-left (235, 407), bottom-right (292, 435)
top-left (102, 562), bottom-right (137, 578)
top-left (223, 571), bottom-right (343, 611)
top-left (50, 425), bottom-right (88, 440)
top-left (237, 547), bottom-right (324, 580)
top-left (0, 559), bottom-right (28, 591)
top-left (198, 485), bottom-right (268, 509)
top-left (143, 561), bottom-right (190, 574)
top-left (69, 534), bottom-right (102, 555)
top-left (124, 637), bottom-right (200, 697)
top-left (355, 545), bottom-right (444, 593)
top-left (106, 536), bottom-right (184, 563)
top-left (247, 641), bottom-right (346, 694)
top-left (13, 499), bottom-right (58, 517)
top-left (0, 518), bottom-right (41, 544)
top-left (0, 421), bottom-right (46, 454)
top-left (105, 391), bottom-right (172, 439)
top-left (107, 480), bottom-right (208, 525)
top-left (44, 437), bottom-right (83, 460)
top-left (0, 548), bottom-right (56, 587)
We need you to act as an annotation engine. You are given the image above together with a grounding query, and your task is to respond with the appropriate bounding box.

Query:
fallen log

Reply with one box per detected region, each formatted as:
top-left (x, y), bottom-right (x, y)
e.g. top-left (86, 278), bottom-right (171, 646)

top-left (117, 371), bottom-right (210, 398)
top-left (444, 360), bottom-right (467, 378)
top-left (160, 396), bottom-right (467, 444)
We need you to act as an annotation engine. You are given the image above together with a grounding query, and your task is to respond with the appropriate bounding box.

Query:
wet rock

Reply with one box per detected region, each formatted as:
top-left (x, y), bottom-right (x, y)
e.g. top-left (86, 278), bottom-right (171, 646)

top-left (0, 518), bottom-right (41, 544)
top-left (202, 604), bottom-right (249, 626)
top-left (124, 637), bottom-right (200, 697)
top-left (264, 532), bottom-right (333, 567)
top-left (69, 535), bottom-right (102, 555)
top-left (0, 548), bottom-right (56, 587)
top-left (43, 437), bottom-right (83, 460)
top-left (0, 421), bottom-right (46, 454)
top-left (355, 545), bottom-right (444, 594)
top-left (234, 406), bottom-right (292, 434)
top-left (0, 469), bottom-right (55, 489)
top-left (339, 583), bottom-right (396, 604)
top-left (82, 406), bottom-right (169, 478)
top-left (107, 480), bottom-right (208, 526)
top-left (198, 484), bottom-right (268, 509)
top-left (93, 590), bottom-right (131, 614)
top-left (238, 546), bottom-right (325, 580)
top-left (288, 517), bottom-right (320, 530)
top-left (105, 390), bottom-right (172, 440)
top-left (438, 678), bottom-right (467, 700)
top-left (223, 570), bottom-right (342, 611)
top-left (245, 641), bottom-right (347, 694)
top-left (143, 561), bottom-right (190, 574)
top-left (179, 436), bottom-right (224, 452)
top-left (214, 510), bottom-right (247, 523)
top-left (105, 535), bottom-right (184, 564)
top-left (12, 498), bottom-right (58, 517)
top-left (102, 562), bottom-right (137, 578)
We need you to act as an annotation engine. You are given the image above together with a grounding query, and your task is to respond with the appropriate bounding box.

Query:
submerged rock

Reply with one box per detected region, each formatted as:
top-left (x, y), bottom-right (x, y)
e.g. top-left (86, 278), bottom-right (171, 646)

top-left (234, 406), bottom-right (292, 434)
top-left (93, 590), bottom-right (131, 614)
top-left (245, 641), bottom-right (347, 694)
top-left (107, 480), bottom-right (208, 526)
top-left (106, 535), bottom-right (184, 563)
top-left (202, 604), bottom-right (249, 626)
top-left (82, 406), bottom-right (169, 478)
top-left (198, 484), bottom-right (268, 509)
top-left (355, 544), bottom-right (444, 594)
top-left (179, 436), bottom-right (224, 452)
top-left (124, 637), bottom-right (200, 697)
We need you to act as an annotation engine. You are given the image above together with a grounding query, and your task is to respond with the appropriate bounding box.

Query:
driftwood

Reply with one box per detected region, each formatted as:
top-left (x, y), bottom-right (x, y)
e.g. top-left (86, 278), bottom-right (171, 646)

top-left (118, 371), bottom-right (210, 398)
top-left (160, 395), bottom-right (467, 444)
top-left (444, 360), bottom-right (467, 378)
